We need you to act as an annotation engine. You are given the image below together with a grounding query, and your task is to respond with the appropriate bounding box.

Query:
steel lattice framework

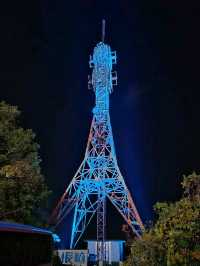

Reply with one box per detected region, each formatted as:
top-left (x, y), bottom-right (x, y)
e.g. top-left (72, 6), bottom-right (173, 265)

top-left (51, 21), bottom-right (144, 261)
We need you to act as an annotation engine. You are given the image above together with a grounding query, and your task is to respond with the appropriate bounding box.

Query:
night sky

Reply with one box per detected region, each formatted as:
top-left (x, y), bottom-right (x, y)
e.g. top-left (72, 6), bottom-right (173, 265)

top-left (1, 0), bottom-right (200, 240)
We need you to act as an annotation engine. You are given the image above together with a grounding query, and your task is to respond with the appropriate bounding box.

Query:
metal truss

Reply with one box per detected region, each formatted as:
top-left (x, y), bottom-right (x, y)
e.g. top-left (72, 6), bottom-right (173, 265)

top-left (51, 28), bottom-right (144, 259)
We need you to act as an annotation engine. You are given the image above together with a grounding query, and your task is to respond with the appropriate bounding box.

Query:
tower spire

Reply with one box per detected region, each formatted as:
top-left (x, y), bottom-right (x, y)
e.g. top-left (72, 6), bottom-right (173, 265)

top-left (102, 19), bottom-right (106, 42)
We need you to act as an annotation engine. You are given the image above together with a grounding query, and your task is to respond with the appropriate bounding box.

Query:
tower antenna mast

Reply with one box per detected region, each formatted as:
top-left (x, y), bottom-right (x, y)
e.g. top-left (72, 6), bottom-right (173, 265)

top-left (102, 19), bottom-right (106, 42)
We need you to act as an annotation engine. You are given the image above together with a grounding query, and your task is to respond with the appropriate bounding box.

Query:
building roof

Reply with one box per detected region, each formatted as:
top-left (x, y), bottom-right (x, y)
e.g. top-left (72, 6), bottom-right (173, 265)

top-left (0, 221), bottom-right (52, 235)
top-left (86, 239), bottom-right (125, 242)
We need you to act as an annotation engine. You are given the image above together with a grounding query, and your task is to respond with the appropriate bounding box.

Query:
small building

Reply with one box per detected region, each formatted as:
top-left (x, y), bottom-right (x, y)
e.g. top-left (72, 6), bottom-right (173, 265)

top-left (57, 249), bottom-right (88, 266)
top-left (0, 221), bottom-right (54, 266)
top-left (86, 240), bottom-right (125, 265)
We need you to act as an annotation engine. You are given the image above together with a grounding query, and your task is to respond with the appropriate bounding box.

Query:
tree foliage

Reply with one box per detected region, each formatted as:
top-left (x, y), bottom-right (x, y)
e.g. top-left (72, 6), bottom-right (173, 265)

top-left (125, 172), bottom-right (200, 266)
top-left (0, 101), bottom-right (51, 225)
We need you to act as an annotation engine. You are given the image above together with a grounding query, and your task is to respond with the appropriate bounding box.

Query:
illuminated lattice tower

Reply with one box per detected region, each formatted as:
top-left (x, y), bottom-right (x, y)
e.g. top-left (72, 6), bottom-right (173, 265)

top-left (51, 20), bottom-right (144, 262)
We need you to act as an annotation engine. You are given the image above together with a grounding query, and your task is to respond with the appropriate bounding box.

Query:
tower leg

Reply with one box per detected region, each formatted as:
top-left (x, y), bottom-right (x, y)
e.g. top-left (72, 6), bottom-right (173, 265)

top-left (70, 192), bottom-right (98, 248)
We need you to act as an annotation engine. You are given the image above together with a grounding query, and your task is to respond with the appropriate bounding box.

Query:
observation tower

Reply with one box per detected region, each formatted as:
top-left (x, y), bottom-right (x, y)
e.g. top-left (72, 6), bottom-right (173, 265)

top-left (51, 20), bottom-right (144, 263)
